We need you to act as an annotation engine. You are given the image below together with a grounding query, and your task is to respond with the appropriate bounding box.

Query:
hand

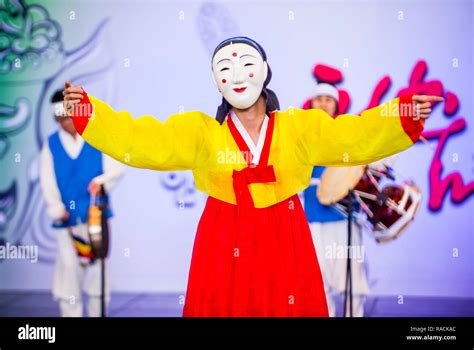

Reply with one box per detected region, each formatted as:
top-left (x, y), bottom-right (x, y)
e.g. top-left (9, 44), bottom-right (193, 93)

top-left (412, 95), bottom-right (444, 120)
top-left (63, 80), bottom-right (84, 116)
top-left (61, 210), bottom-right (70, 221)
top-left (88, 180), bottom-right (101, 197)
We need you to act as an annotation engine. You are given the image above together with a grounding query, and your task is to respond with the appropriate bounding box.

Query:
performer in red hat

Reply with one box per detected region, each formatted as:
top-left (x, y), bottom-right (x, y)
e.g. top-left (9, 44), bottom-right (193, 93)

top-left (63, 37), bottom-right (442, 317)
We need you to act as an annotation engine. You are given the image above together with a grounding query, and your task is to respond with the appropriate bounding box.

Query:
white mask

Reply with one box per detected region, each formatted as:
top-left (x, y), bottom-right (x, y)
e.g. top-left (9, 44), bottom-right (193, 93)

top-left (212, 43), bottom-right (268, 110)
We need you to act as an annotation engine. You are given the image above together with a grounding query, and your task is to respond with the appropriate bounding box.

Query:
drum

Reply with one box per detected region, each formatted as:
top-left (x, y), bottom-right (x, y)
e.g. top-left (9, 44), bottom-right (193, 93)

top-left (317, 165), bottom-right (365, 205)
top-left (317, 165), bottom-right (421, 243)
top-left (369, 183), bottom-right (421, 243)
top-left (87, 186), bottom-right (110, 259)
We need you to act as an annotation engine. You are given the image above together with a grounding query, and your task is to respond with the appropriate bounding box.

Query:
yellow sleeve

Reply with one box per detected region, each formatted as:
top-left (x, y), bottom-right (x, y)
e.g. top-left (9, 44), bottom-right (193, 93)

top-left (295, 95), bottom-right (423, 166)
top-left (72, 93), bottom-right (210, 171)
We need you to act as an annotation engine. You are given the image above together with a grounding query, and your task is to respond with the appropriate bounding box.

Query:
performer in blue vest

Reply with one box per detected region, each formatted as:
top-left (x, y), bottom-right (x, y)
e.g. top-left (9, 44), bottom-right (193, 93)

top-left (40, 90), bottom-right (125, 317)
top-left (303, 83), bottom-right (370, 317)
top-left (304, 83), bottom-right (399, 317)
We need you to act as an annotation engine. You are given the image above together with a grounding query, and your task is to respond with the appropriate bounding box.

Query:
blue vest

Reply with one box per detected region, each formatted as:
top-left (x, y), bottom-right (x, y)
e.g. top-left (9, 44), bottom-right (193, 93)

top-left (303, 166), bottom-right (346, 223)
top-left (48, 131), bottom-right (112, 228)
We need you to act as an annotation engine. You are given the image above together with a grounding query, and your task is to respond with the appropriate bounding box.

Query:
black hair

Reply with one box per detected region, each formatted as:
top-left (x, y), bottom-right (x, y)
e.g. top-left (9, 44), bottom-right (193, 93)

top-left (51, 89), bottom-right (64, 104)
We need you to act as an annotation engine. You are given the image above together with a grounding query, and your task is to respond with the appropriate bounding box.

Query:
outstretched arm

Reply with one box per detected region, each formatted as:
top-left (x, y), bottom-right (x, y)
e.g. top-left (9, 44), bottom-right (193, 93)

top-left (63, 81), bottom-right (210, 171)
top-left (297, 95), bottom-right (443, 166)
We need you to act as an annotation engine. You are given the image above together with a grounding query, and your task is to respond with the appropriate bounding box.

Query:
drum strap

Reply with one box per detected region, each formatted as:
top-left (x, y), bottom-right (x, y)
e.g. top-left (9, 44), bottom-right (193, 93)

top-left (67, 226), bottom-right (94, 266)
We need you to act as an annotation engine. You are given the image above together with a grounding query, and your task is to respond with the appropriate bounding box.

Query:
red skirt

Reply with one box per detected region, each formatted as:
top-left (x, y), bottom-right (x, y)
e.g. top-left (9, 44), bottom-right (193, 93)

top-left (183, 194), bottom-right (329, 317)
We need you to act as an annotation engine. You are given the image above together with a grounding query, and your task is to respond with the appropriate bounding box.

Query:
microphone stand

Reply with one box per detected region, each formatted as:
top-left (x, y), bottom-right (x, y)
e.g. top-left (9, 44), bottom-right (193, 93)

top-left (341, 190), bottom-right (356, 317)
top-left (99, 185), bottom-right (109, 317)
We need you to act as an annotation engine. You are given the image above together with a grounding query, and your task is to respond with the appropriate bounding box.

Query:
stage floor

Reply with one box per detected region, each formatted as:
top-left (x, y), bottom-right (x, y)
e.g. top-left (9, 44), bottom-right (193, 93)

top-left (0, 292), bottom-right (472, 317)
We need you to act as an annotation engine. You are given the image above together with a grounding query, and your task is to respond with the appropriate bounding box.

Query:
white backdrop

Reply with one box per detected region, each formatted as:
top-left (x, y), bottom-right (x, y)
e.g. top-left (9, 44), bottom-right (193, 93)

top-left (0, 0), bottom-right (472, 298)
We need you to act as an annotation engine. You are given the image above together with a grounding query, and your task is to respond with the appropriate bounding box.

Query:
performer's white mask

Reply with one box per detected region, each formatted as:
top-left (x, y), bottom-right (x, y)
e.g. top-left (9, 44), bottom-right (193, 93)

top-left (212, 43), bottom-right (268, 110)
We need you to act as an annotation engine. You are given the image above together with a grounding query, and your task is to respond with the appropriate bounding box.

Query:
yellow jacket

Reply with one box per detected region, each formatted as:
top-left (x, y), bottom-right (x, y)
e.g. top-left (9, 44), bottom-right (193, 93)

top-left (74, 94), bottom-right (422, 208)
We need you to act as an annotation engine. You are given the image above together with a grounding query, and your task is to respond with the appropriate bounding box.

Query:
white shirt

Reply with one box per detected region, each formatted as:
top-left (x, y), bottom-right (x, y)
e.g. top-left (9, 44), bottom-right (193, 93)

top-left (40, 128), bottom-right (125, 220)
top-left (230, 110), bottom-right (269, 166)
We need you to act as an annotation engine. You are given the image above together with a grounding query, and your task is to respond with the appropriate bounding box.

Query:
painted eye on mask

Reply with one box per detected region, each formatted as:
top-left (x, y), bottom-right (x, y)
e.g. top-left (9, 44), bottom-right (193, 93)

top-left (244, 63), bottom-right (254, 67)
top-left (220, 67), bottom-right (230, 72)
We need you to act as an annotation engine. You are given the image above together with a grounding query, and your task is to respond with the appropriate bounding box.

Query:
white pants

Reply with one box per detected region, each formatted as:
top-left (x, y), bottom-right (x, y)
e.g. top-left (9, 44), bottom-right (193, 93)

top-left (310, 221), bottom-right (369, 317)
top-left (53, 223), bottom-right (111, 317)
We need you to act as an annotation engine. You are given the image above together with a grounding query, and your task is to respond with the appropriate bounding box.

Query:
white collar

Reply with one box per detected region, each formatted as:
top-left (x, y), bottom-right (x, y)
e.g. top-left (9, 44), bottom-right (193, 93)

top-left (230, 110), bottom-right (269, 165)
top-left (58, 128), bottom-right (83, 144)
top-left (58, 128), bottom-right (84, 159)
